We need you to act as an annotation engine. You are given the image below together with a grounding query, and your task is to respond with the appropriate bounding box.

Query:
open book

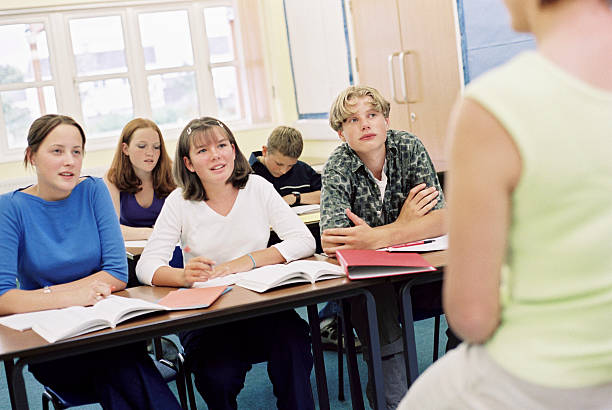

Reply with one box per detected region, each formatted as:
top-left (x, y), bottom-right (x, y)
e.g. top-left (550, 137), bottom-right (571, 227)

top-left (336, 249), bottom-right (435, 280)
top-left (236, 260), bottom-right (344, 293)
top-left (0, 287), bottom-right (228, 343)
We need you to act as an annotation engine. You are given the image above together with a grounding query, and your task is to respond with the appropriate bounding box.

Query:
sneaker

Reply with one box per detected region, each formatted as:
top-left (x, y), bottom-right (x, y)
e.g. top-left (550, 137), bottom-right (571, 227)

top-left (320, 316), bottom-right (362, 352)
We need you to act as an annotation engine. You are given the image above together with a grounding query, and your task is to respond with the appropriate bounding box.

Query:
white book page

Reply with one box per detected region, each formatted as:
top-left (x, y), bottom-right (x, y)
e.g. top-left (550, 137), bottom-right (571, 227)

top-left (0, 309), bottom-right (59, 331)
top-left (236, 264), bottom-right (308, 292)
top-left (32, 305), bottom-right (106, 343)
top-left (125, 240), bottom-right (148, 248)
top-left (90, 295), bottom-right (166, 326)
top-left (286, 260), bottom-right (344, 281)
top-left (292, 204), bottom-right (320, 215)
top-left (31, 296), bottom-right (168, 343)
top-left (192, 272), bottom-right (248, 288)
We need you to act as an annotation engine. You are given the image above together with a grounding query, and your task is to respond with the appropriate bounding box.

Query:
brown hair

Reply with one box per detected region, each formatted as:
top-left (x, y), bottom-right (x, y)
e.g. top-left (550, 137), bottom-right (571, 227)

top-left (106, 118), bottom-right (176, 198)
top-left (266, 126), bottom-right (303, 158)
top-left (173, 117), bottom-right (251, 201)
top-left (24, 114), bottom-right (86, 168)
top-left (329, 85), bottom-right (391, 132)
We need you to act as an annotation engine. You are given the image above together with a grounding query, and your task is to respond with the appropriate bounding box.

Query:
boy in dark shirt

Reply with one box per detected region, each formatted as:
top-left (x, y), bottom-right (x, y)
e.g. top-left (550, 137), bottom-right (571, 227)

top-left (249, 126), bottom-right (321, 206)
top-left (250, 126), bottom-right (345, 345)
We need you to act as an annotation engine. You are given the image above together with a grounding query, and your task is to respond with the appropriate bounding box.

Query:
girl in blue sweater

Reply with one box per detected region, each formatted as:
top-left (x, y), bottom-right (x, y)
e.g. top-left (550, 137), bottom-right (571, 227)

top-left (0, 114), bottom-right (180, 409)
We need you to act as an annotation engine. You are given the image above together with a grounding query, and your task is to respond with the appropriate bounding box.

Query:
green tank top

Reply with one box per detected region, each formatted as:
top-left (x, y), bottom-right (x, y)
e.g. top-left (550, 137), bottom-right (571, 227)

top-left (465, 51), bottom-right (612, 388)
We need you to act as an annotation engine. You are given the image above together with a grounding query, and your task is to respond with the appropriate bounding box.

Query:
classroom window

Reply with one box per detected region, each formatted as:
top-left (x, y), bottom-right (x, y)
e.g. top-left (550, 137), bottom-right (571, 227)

top-left (70, 16), bottom-right (128, 76)
top-left (204, 6), bottom-right (241, 120)
top-left (0, 21), bottom-right (57, 150)
top-left (0, 1), bottom-right (270, 162)
top-left (148, 72), bottom-right (198, 128)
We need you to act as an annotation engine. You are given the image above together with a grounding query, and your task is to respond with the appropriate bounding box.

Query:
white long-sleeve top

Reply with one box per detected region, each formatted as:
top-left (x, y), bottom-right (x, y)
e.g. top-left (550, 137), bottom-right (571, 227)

top-left (136, 175), bottom-right (316, 285)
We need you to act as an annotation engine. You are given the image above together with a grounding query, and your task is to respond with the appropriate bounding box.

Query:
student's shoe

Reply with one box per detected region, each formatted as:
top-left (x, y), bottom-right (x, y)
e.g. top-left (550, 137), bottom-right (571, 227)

top-left (320, 316), bottom-right (362, 352)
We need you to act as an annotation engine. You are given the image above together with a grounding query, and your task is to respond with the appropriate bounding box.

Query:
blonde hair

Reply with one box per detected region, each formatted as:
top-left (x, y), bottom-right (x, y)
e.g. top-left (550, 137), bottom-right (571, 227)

top-left (329, 85), bottom-right (390, 132)
top-left (267, 126), bottom-right (303, 158)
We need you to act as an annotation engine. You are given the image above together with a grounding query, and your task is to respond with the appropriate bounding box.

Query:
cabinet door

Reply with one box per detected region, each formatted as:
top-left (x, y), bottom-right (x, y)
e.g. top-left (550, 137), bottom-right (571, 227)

top-left (348, 0), bottom-right (411, 132)
top-left (397, 0), bottom-right (463, 168)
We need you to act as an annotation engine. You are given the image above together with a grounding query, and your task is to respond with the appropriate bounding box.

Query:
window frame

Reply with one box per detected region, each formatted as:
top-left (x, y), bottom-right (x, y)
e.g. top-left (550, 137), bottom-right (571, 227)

top-left (0, 14), bottom-right (58, 157)
top-left (0, 0), bottom-right (264, 163)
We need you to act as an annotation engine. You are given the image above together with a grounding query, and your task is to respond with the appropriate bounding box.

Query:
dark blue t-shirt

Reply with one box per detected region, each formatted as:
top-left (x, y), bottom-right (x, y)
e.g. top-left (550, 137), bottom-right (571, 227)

top-left (248, 151), bottom-right (321, 198)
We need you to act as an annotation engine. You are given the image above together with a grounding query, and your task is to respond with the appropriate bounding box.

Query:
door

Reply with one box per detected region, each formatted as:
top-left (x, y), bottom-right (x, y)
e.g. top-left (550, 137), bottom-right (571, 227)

top-left (397, 0), bottom-right (463, 167)
top-left (348, 0), bottom-right (411, 132)
top-left (349, 0), bottom-right (463, 170)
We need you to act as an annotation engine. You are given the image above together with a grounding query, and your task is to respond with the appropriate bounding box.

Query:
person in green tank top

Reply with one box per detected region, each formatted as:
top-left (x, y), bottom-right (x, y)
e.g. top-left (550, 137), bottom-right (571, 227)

top-left (399, 0), bottom-right (612, 408)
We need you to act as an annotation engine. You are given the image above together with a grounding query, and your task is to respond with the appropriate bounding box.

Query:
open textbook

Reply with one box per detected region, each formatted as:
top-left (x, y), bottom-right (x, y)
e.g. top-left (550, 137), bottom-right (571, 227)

top-left (235, 260), bottom-right (345, 293)
top-left (0, 287), bottom-right (228, 343)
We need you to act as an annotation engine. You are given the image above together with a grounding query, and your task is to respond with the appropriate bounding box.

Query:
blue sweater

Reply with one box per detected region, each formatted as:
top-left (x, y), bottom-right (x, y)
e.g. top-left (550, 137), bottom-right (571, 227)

top-left (0, 177), bottom-right (127, 296)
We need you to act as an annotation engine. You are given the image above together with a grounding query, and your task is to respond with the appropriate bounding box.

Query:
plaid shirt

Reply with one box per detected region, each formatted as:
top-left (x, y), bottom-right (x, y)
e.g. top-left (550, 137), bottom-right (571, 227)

top-left (320, 129), bottom-right (445, 232)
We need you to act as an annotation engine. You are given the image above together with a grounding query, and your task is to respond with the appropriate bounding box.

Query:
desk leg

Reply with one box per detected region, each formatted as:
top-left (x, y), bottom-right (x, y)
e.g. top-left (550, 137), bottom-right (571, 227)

top-left (340, 299), bottom-right (364, 410)
top-left (399, 281), bottom-right (420, 386)
top-left (360, 289), bottom-right (385, 410)
top-left (307, 304), bottom-right (330, 410)
top-left (337, 314), bottom-right (345, 401)
top-left (4, 359), bottom-right (16, 410)
top-left (341, 290), bottom-right (386, 410)
top-left (10, 359), bottom-right (28, 410)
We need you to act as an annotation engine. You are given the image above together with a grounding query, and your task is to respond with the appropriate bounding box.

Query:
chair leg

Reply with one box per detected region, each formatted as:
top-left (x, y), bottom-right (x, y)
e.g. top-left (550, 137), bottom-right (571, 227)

top-left (433, 315), bottom-right (441, 361)
top-left (175, 353), bottom-right (189, 410)
top-left (153, 337), bottom-right (164, 361)
top-left (42, 391), bottom-right (52, 410)
top-left (336, 314), bottom-right (345, 401)
top-left (42, 389), bottom-right (65, 410)
top-left (185, 366), bottom-right (197, 410)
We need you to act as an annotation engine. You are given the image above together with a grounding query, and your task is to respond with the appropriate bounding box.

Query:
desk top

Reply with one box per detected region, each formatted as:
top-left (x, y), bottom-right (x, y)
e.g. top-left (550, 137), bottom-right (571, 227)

top-left (299, 211), bottom-right (320, 225)
top-left (0, 251), bottom-right (446, 361)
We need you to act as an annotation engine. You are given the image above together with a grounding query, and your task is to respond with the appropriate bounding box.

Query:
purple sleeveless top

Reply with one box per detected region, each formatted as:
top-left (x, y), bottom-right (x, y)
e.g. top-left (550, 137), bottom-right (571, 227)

top-left (119, 191), bottom-right (164, 228)
top-left (120, 191), bottom-right (183, 268)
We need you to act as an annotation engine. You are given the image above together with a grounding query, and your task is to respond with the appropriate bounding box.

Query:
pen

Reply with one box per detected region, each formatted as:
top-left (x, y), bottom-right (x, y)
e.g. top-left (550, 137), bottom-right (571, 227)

top-left (389, 239), bottom-right (434, 249)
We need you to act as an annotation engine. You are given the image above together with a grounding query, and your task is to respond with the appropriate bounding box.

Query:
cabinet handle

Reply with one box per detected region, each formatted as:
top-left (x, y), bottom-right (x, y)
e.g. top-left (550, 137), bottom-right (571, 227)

top-left (388, 52), bottom-right (404, 104)
top-left (399, 50), bottom-right (418, 103)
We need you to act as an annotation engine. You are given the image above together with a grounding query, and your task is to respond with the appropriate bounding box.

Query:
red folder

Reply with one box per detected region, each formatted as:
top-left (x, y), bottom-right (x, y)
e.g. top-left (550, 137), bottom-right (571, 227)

top-left (335, 249), bottom-right (435, 280)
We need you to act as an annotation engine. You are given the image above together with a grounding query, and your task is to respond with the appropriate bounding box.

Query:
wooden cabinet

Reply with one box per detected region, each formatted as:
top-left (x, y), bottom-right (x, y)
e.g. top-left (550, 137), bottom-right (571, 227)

top-left (348, 0), bottom-right (463, 170)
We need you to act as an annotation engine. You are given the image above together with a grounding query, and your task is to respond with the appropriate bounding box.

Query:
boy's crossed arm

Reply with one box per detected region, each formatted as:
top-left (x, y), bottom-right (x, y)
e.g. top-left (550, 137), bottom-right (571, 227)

top-left (321, 183), bottom-right (446, 256)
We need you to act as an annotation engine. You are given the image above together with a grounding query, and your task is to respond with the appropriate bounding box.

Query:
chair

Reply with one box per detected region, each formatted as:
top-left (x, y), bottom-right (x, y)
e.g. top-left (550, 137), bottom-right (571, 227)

top-left (41, 336), bottom-right (189, 410)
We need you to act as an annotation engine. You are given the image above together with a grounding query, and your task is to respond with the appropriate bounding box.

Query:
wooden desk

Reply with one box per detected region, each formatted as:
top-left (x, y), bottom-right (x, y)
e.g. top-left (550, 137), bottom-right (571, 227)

top-left (2, 251), bottom-right (447, 409)
top-left (299, 210), bottom-right (320, 225)
top-left (1, 263), bottom-right (396, 410)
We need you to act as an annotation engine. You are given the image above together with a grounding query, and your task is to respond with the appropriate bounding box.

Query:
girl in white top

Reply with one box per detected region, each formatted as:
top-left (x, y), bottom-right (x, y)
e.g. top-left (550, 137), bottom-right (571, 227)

top-left (136, 117), bottom-right (316, 410)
